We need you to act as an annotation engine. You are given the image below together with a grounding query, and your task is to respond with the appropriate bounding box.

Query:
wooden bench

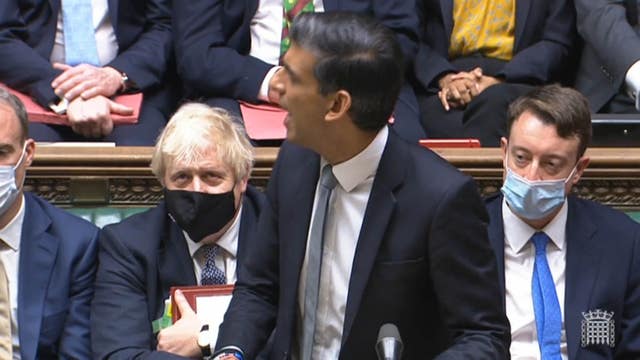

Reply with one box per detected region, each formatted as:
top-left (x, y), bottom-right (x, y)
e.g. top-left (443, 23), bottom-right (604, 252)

top-left (26, 146), bottom-right (640, 213)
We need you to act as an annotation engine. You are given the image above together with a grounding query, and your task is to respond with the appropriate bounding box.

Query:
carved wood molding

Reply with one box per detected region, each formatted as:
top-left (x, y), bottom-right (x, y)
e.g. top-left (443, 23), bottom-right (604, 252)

top-left (26, 146), bottom-right (640, 210)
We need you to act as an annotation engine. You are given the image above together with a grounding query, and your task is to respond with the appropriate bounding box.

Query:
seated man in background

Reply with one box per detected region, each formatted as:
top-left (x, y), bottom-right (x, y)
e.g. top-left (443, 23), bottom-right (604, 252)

top-left (0, 87), bottom-right (98, 358)
top-left (486, 85), bottom-right (640, 358)
top-left (91, 103), bottom-right (265, 358)
top-left (0, 0), bottom-right (178, 145)
top-left (414, 0), bottom-right (576, 146)
top-left (574, 0), bottom-right (640, 145)
top-left (574, 0), bottom-right (640, 114)
top-left (172, 0), bottom-right (426, 143)
top-left (215, 12), bottom-right (510, 360)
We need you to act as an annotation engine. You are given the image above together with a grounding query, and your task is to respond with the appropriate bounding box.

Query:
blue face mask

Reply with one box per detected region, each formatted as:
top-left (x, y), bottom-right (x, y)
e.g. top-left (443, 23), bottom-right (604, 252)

top-left (0, 146), bottom-right (26, 217)
top-left (501, 160), bottom-right (577, 221)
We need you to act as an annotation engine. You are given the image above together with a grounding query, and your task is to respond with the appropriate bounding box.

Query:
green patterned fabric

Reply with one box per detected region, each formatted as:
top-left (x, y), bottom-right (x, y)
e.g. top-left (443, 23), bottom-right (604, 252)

top-left (280, 0), bottom-right (314, 56)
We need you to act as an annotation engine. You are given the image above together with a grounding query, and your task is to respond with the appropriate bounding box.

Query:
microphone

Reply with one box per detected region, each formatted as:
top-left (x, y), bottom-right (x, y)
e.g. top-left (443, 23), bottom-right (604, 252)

top-left (375, 323), bottom-right (403, 360)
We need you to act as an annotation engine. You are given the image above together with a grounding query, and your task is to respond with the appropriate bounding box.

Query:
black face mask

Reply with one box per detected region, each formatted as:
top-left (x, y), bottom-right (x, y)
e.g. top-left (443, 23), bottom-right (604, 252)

top-left (164, 188), bottom-right (236, 242)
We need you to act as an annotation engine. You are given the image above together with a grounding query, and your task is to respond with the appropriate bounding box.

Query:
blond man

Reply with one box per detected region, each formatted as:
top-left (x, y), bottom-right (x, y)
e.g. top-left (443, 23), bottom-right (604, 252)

top-left (91, 103), bottom-right (266, 359)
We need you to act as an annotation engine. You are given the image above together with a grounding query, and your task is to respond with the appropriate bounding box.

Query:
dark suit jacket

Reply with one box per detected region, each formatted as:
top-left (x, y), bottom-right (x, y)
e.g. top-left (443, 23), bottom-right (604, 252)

top-left (172, 0), bottom-right (419, 103)
top-left (0, 0), bottom-right (173, 111)
top-left (486, 194), bottom-right (640, 359)
top-left (91, 186), bottom-right (265, 359)
top-left (414, 0), bottom-right (576, 92)
top-left (216, 130), bottom-right (510, 360)
top-left (18, 192), bottom-right (99, 360)
top-left (574, 0), bottom-right (640, 112)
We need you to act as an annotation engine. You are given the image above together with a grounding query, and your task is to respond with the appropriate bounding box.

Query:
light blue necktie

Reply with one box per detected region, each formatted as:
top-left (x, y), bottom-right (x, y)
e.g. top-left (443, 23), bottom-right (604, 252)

top-left (531, 232), bottom-right (562, 360)
top-left (301, 165), bottom-right (337, 360)
top-left (200, 245), bottom-right (226, 285)
top-left (62, 0), bottom-right (100, 66)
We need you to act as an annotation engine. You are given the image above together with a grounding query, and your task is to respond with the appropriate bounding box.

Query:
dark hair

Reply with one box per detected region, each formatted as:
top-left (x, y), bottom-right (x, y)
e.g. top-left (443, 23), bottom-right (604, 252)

top-left (290, 12), bottom-right (404, 131)
top-left (507, 85), bottom-right (592, 158)
top-left (0, 87), bottom-right (29, 141)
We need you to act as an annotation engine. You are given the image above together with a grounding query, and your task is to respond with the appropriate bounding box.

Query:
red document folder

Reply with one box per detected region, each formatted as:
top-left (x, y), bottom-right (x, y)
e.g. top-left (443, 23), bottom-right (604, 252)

top-left (419, 138), bottom-right (481, 148)
top-left (239, 101), bottom-right (396, 140)
top-left (170, 285), bottom-right (234, 323)
top-left (239, 101), bottom-right (287, 140)
top-left (1, 84), bottom-right (141, 125)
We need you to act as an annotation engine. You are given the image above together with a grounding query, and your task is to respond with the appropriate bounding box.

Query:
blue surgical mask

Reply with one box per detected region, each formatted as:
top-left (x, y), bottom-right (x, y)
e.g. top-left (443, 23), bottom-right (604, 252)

top-left (0, 146), bottom-right (26, 216)
top-left (501, 158), bottom-right (577, 221)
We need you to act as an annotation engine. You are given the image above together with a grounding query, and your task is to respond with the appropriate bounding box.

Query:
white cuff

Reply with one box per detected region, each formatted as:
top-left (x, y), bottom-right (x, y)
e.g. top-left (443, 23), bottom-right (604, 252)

top-left (257, 66), bottom-right (282, 102)
top-left (624, 59), bottom-right (640, 110)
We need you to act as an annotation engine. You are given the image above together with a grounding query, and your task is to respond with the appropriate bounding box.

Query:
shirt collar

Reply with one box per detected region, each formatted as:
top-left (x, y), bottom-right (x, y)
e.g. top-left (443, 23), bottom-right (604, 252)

top-left (502, 198), bottom-right (568, 253)
top-left (0, 194), bottom-right (24, 251)
top-left (185, 205), bottom-right (242, 258)
top-left (328, 126), bottom-right (388, 192)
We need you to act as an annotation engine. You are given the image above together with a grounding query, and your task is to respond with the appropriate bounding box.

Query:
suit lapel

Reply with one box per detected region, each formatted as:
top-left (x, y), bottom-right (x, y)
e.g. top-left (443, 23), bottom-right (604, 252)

top-left (157, 217), bottom-right (197, 301)
top-left (564, 198), bottom-right (600, 360)
top-left (107, 0), bottom-right (119, 32)
top-left (322, 0), bottom-right (338, 11)
top-left (514, 0), bottom-right (532, 52)
top-left (283, 152), bottom-right (320, 296)
top-left (17, 196), bottom-right (59, 360)
top-left (486, 195), bottom-right (506, 296)
top-left (440, 0), bottom-right (454, 42)
top-left (341, 132), bottom-right (404, 346)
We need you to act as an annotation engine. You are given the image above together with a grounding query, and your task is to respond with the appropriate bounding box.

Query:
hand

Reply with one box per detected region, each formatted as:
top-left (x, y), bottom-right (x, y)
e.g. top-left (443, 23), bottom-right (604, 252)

top-left (437, 68), bottom-right (482, 110)
top-left (156, 290), bottom-right (202, 357)
top-left (66, 95), bottom-right (132, 138)
top-left (52, 63), bottom-right (123, 101)
top-left (476, 75), bottom-right (503, 94)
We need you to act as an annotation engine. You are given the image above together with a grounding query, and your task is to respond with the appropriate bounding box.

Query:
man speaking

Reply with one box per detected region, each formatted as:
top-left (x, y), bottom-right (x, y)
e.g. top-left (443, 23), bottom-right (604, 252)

top-left (215, 12), bottom-right (511, 360)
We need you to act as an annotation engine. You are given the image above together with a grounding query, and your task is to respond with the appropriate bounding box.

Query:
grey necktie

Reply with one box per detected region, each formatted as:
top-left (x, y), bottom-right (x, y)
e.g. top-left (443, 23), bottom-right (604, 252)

top-left (0, 254), bottom-right (12, 358)
top-left (301, 165), bottom-right (337, 360)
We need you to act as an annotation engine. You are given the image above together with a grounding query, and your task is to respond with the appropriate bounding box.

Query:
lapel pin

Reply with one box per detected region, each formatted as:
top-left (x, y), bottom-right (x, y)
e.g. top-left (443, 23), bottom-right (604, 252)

top-left (581, 309), bottom-right (615, 348)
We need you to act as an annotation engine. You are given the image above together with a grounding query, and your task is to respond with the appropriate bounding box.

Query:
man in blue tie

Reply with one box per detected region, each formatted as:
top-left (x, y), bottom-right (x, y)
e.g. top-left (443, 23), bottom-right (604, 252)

top-left (91, 103), bottom-right (265, 359)
top-left (485, 84), bottom-right (640, 358)
top-left (0, 0), bottom-right (177, 145)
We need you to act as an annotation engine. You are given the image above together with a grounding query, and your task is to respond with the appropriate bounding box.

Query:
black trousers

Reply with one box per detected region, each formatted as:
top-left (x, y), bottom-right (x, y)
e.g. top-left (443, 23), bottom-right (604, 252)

top-left (418, 83), bottom-right (534, 147)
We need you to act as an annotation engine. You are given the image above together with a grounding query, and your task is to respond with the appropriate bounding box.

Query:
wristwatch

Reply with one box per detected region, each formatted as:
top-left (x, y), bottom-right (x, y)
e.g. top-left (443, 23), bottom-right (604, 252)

top-left (198, 324), bottom-right (212, 357)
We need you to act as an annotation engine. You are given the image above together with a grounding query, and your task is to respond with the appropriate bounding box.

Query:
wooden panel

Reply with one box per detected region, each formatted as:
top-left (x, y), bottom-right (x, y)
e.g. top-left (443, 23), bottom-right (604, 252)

top-left (25, 146), bottom-right (640, 210)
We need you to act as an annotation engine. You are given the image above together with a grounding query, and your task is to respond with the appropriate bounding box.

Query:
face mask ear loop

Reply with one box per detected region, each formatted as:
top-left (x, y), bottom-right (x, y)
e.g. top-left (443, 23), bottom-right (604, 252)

top-left (12, 143), bottom-right (28, 171)
top-left (564, 163), bottom-right (579, 185)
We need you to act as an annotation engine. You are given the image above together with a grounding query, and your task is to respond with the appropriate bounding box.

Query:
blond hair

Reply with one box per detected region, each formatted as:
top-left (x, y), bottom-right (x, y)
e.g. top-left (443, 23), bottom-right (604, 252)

top-left (151, 103), bottom-right (253, 185)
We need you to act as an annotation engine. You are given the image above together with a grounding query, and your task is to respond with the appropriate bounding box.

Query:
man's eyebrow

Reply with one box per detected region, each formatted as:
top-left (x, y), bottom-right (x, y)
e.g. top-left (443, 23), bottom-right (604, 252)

top-left (282, 62), bottom-right (299, 80)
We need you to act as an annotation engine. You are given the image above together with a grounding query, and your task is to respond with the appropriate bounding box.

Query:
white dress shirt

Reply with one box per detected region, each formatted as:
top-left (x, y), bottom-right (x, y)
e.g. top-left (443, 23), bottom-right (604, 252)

top-left (250, 0), bottom-right (324, 100)
top-left (0, 195), bottom-right (25, 360)
top-left (50, 0), bottom-right (118, 66)
top-left (625, 60), bottom-right (640, 110)
top-left (297, 126), bottom-right (388, 360)
top-left (185, 206), bottom-right (242, 285)
top-left (503, 199), bottom-right (569, 360)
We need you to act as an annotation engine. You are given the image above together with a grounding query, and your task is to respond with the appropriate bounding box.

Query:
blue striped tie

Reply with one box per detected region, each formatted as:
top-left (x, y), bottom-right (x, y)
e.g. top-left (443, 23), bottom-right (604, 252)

top-left (531, 232), bottom-right (562, 360)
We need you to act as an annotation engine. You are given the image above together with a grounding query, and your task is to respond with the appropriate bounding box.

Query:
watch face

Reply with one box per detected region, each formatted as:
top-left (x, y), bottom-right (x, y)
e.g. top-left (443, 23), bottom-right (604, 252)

top-left (198, 330), bottom-right (212, 347)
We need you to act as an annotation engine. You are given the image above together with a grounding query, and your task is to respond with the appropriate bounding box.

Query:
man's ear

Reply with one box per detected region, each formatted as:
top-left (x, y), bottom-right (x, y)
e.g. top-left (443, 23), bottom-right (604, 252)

top-left (570, 156), bottom-right (590, 185)
top-left (23, 139), bottom-right (36, 167)
top-left (325, 90), bottom-right (351, 123)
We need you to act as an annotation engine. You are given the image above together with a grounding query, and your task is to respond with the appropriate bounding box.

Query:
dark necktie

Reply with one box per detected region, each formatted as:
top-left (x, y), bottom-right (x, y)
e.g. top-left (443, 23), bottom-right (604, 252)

top-left (531, 232), bottom-right (562, 360)
top-left (300, 165), bottom-right (337, 360)
top-left (200, 245), bottom-right (226, 285)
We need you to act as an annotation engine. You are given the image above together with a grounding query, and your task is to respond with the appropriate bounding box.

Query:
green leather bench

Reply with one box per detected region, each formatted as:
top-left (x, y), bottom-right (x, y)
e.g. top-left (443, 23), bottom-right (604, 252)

top-left (67, 207), bottom-right (150, 228)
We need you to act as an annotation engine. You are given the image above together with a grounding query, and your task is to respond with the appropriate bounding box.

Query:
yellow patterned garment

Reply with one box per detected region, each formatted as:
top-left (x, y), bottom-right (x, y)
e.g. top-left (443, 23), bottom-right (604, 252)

top-left (448, 0), bottom-right (516, 61)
